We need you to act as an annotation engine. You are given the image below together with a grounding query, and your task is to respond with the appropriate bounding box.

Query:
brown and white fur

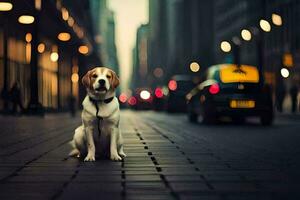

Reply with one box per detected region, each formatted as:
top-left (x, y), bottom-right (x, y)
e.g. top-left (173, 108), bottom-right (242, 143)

top-left (69, 67), bottom-right (126, 161)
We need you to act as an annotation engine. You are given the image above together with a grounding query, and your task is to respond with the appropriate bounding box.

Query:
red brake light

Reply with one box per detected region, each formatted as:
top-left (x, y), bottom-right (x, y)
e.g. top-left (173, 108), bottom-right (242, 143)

top-left (209, 83), bottom-right (220, 95)
top-left (155, 88), bottom-right (164, 98)
top-left (128, 96), bottom-right (137, 106)
top-left (119, 93), bottom-right (128, 103)
top-left (168, 80), bottom-right (177, 91)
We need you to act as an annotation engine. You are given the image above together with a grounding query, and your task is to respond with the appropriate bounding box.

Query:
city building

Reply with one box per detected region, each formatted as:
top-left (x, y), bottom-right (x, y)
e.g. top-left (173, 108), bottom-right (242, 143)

top-left (214, 0), bottom-right (300, 89)
top-left (131, 24), bottom-right (149, 89)
top-left (0, 0), bottom-right (101, 113)
top-left (140, 0), bottom-right (215, 90)
top-left (90, 0), bottom-right (119, 74)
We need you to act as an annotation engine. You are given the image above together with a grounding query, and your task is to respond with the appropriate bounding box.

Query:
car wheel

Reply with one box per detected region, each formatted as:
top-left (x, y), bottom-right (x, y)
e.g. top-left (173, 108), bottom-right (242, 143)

top-left (260, 112), bottom-right (273, 126)
top-left (188, 112), bottom-right (198, 123)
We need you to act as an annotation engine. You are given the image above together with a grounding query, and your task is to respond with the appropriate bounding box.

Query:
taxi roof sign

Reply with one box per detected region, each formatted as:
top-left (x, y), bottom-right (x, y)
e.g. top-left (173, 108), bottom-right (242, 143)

top-left (219, 64), bottom-right (259, 83)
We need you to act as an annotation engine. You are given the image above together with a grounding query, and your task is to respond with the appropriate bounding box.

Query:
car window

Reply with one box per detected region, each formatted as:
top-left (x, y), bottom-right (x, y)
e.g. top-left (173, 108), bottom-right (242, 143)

top-left (219, 64), bottom-right (259, 83)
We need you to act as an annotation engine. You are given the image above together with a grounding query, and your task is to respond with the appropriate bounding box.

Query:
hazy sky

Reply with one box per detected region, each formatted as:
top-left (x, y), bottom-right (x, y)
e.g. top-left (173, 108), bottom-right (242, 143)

top-left (108, 0), bottom-right (149, 91)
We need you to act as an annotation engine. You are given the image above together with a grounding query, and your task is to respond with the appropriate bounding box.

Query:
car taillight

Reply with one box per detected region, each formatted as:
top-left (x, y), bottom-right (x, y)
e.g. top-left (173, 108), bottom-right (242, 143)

top-left (209, 83), bottom-right (220, 95)
top-left (168, 80), bottom-right (177, 91)
top-left (155, 88), bottom-right (164, 98)
top-left (128, 96), bottom-right (137, 106)
top-left (119, 93), bottom-right (128, 103)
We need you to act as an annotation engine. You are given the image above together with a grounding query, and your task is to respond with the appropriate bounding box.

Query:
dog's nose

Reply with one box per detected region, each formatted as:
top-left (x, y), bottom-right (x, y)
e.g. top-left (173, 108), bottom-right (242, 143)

top-left (98, 79), bottom-right (105, 86)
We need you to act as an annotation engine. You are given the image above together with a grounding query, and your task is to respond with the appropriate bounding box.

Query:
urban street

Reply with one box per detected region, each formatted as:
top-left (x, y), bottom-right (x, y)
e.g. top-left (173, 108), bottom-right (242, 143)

top-left (1, 111), bottom-right (300, 200)
top-left (1, 1), bottom-right (300, 200)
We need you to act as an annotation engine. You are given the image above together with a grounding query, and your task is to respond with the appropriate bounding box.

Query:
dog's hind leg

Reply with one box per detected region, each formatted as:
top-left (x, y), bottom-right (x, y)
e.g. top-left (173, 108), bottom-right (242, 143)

top-left (69, 126), bottom-right (86, 157)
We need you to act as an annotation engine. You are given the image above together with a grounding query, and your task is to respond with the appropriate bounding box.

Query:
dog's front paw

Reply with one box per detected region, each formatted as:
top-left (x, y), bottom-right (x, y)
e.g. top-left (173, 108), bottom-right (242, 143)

top-left (84, 154), bottom-right (95, 162)
top-left (118, 151), bottom-right (126, 158)
top-left (110, 153), bottom-right (122, 161)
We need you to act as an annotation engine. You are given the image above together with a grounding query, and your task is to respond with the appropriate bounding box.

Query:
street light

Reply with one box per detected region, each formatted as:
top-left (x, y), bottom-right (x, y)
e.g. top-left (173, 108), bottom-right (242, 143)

top-left (259, 19), bottom-right (271, 32)
top-left (57, 32), bottom-right (71, 41)
top-left (18, 15), bottom-right (35, 24)
top-left (241, 29), bottom-right (252, 41)
top-left (272, 13), bottom-right (282, 26)
top-left (280, 68), bottom-right (289, 78)
top-left (220, 41), bottom-right (231, 53)
top-left (0, 2), bottom-right (13, 11)
top-left (78, 45), bottom-right (89, 55)
top-left (189, 62), bottom-right (200, 72)
top-left (50, 52), bottom-right (59, 62)
top-left (37, 43), bottom-right (45, 53)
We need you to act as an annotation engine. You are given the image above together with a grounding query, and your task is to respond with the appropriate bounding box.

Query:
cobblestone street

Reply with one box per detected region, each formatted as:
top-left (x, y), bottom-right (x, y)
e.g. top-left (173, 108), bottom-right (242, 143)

top-left (1, 111), bottom-right (300, 200)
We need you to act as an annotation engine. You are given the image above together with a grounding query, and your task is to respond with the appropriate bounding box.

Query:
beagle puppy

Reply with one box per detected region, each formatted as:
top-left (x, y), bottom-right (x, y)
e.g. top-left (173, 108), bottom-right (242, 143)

top-left (69, 67), bottom-right (126, 161)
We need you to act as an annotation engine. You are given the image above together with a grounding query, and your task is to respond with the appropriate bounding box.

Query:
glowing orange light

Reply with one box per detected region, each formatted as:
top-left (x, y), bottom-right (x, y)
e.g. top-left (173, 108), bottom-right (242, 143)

top-left (37, 43), bottom-right (45, 53)
top-left (25, 33), bottom-right (32, 42)
top-left (168, 80), bottom-right (177, 91)
top-left (58, 32), bottom-right (71, 41)
top-left (0, 2), bottom-right (13, 11)
top-left (18, 15), bottom-right (35, 24)
top-left (78, 45), bottom-right (89, 55)
top-left (119, 93), bottom-right (127, 103)
top-left (71, 73), bottom-right (79, 83)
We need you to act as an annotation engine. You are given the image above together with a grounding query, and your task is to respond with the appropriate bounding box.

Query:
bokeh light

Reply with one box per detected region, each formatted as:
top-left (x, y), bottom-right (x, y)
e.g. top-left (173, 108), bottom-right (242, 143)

top-left (241, 29), bottom-right (252, 41)
top-left (189, 62), bottom-right (200, 72)
top-left (220, 41), bottom-right (231, 52)
top-left (280, 68), bottom-right (289, 78)
top-left (260, 19), bottom-right (271, 32)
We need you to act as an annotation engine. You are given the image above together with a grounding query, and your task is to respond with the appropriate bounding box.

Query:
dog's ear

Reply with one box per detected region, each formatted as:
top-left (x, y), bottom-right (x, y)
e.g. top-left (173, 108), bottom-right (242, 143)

top-left (111, 70), bottom-right (120, 89)
top-left (82, 70), bottom-right (91, 88)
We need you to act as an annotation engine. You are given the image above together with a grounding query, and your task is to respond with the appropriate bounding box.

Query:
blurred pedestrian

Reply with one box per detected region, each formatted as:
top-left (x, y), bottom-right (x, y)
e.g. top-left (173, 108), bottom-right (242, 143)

top-left (9, 82), bottom-right (24, 114)
top-left (275, 83), bottom-right (286, 112)
top-left (290, 84), bottom-right (298, 113)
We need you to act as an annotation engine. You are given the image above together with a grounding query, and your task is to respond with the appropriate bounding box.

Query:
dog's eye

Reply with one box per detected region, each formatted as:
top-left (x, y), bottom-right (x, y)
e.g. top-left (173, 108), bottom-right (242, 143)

top-left (92, 74), bottom-right (97, 78)
top-left (106, 75), bottom-right (111, 79)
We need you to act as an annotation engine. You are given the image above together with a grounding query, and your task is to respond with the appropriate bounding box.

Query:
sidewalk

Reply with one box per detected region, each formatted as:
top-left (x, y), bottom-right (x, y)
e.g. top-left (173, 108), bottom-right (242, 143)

top-left (0, 111), bottom-right (300, 200)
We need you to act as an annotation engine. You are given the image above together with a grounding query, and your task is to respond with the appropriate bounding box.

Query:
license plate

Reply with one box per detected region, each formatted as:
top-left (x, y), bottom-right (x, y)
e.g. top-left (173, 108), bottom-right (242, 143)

top-left (230, 100), bottom-right (255, 108)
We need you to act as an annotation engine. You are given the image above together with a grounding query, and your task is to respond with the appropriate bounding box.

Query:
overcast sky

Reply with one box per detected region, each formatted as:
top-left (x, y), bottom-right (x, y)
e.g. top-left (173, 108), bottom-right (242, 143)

top-left (108, 0), bottom-right (149, 91)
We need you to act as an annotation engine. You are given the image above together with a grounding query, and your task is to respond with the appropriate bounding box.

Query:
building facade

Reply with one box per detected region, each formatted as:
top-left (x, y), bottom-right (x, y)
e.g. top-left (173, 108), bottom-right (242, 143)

top-left (137, 0), bottom-right (215, 90)
top-left (90, 0), bottom-right (119, 74)
top-left (0, 0), bottom-right (102, 112)
top-left (214, 0), bottom-right (300, 92)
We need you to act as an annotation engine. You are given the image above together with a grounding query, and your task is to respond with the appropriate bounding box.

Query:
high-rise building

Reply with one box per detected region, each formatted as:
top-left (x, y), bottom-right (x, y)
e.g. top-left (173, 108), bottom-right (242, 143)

top-left (213, 0), bottom-right (300, 88)
top-left (132, 24), bottom-right (149, 89)
top-left (90, 0), bottom-right (119, 74)
top-left (146, 0), bottom-right (215, 88)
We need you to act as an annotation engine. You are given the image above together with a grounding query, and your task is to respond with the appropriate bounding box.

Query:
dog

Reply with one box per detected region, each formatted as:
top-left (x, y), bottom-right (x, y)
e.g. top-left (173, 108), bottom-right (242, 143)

top-left (69, 67), bottom-right (126, 161)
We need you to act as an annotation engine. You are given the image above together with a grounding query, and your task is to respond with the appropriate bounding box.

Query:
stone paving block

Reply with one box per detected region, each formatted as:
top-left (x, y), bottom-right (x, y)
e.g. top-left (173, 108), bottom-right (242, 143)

top-left (125, 174), bottom-right (162, 182)
top-left (165, 175), bottom-right (203, 182)
top-left (125, 181), bottom-right (166, 189)
top-left (74, 174), bottom-right (122, 182)
top-left (169, 182), bottom-right (211, 192)
top-left (210, 181), bottom-right (258, 192)
top-left (8, 174), bottom-right (72, 183)
top-left (203, 174), bottom-right (243, 181)
top-left (179, 194), bottom-right (222, 200)
top-left (0, 182), bottom-right (63, 198)
top-left (125, 194), bottom-right (173, 200)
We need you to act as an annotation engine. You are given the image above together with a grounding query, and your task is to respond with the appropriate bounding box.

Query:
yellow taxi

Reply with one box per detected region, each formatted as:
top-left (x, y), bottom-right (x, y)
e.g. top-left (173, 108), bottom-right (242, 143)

top-left (186, 64), bottom-right (274, 125)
